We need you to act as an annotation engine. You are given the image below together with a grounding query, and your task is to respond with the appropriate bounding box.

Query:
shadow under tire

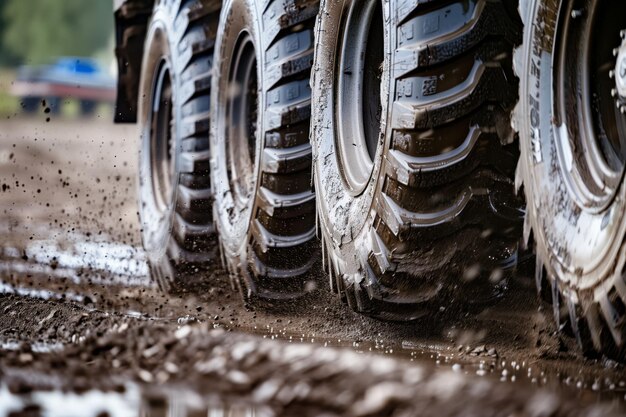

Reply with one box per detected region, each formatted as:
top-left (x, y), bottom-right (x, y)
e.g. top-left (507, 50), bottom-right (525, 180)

top-left (312, 0), bottom-right (523, 320)
top-left (138, 0), bottom-right (221, 294)
top-left (210, 0), bottom-right (319, 300)
top-left (515, 0), bottom-right (626, 360)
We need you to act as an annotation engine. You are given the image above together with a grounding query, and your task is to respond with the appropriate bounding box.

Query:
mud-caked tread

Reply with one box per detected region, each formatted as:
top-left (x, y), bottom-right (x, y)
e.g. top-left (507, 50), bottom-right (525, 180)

top-left (208, 0), bottom-right (319, 300)
top-left (252, 0), bottom-right (318, 291)
top-left (366, 0), bottom-right (522, 319)
top-left (247, 0), bottom-right (320, 298)
top-left (171, 0), bottom-right (221, 275)
top-left (140, 0), bottom-right (221, 293)
top-left (314, 0), bottom-right (523, 321)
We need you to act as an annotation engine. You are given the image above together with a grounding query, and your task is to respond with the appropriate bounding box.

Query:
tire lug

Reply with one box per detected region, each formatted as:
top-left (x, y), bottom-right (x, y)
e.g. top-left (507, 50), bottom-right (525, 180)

top-left (621, 30), bottom-right (626, 39)
top-left (614, 48), bottom-right (620, 57)
top-left (611, 88), bottom-right (617, 97)
top-left (610, 70), bottom-right (615, 79)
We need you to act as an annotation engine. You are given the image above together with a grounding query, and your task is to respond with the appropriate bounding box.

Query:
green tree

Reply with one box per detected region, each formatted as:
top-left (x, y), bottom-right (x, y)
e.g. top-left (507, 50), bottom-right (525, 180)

top-left (2, 0), bottom-right (114, 65)
top-left (0, 1), bottom-right (19, 66)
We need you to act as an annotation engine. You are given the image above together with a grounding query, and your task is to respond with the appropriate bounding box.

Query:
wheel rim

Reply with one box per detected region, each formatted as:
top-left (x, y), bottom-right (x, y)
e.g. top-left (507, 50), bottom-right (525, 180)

top-left (336, 0), bottom-right (384, 195)
top-left (553, 0), bottom-right (626, 212)
top-left (150, 61), bottom-right (175, 214)
top-left (226, 32), bottom-right (258, 207)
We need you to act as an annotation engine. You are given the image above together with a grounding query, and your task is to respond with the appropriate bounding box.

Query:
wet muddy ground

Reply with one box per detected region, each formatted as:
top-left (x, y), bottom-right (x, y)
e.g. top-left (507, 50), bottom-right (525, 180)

top-left (1, 117), bottom-right (626, 416)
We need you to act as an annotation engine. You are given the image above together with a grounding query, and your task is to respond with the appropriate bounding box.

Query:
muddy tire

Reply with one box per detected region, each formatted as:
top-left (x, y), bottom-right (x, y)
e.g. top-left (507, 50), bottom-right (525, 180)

top-left (114, 1), bottom-right (152, 124)
top-left (515, 0), bottom-right (626, 360)
top-left (210, 0), bottom-right (318, 299)
top-left (138, 0), bottom-right (221, 293)
top-left (312, 0), bottom-right (523, 320)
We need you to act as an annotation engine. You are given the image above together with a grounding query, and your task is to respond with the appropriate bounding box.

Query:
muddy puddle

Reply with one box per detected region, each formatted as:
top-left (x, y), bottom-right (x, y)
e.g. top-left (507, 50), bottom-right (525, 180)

top-left (1, 228), bottom-right (626, 414)
top-left (0, 322), bottom-right (623, 417)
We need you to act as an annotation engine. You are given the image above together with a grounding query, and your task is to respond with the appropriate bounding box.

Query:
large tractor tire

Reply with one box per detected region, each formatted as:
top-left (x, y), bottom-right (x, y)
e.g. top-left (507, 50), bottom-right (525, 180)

top-left (209, 0), bottom-right (319, 299)
top-left (514, 0), bottom-right (626, 360)
top-left (312, 0), bottom-right (524, 320)
top-left (138, 0), bottom-right (221, 293)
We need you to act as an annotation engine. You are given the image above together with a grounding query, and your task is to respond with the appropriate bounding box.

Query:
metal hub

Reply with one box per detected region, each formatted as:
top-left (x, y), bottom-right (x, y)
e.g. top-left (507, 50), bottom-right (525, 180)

top-left (611, 31), bottom-right (626, 111)
top-left (551, 0), bottom-right (626, 211)
top-left (225, 32), bottom-right (258, 207)
top-left (335, 0), bottom-right (384, 195)
top-left (150, 62), bottom-right (175, 213)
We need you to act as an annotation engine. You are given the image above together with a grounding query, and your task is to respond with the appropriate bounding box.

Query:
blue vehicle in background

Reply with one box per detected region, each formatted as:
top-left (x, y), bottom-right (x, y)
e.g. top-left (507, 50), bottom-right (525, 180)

top-left (11, 57), bottom-right (116, 115)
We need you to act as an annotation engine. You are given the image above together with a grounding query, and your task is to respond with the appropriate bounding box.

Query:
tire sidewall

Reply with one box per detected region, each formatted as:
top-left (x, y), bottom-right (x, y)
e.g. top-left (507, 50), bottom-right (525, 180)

top-left (312, 0), bottom-right (391, 270)
top-left (518, 0), bottom-right (626, 294)
top-left (210, 0), bottom-right (264, 266)
top-left (138, 6), bottom-right (182, 265)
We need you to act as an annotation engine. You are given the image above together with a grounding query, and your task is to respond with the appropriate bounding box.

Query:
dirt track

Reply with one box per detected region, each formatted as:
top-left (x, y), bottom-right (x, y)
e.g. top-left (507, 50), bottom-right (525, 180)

top-left (1, 117), bottom-right (625, 416)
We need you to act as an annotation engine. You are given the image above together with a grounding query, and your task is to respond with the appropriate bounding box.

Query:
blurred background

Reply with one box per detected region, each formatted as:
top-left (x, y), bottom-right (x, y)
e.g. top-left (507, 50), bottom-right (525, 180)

top-left (0, 0), bottom-right (116, 118)
top-left (0, 0), bottom-right (141, 250)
